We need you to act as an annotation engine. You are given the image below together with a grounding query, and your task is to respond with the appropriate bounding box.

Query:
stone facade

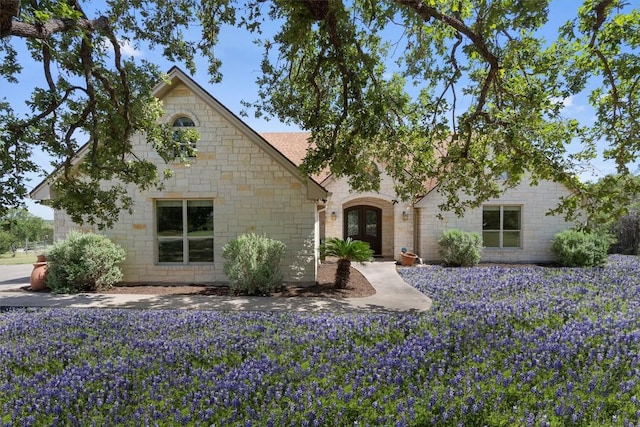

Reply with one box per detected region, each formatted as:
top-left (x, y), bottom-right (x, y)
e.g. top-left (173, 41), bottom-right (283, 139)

top-left (415, 176), bottom-right (578, 263)
top-left (49, 68), bottom-right (326, 285)
top-left (322, 169), bottom-right (414, 259)
top-left (37, 68), bottom-right (581, 277)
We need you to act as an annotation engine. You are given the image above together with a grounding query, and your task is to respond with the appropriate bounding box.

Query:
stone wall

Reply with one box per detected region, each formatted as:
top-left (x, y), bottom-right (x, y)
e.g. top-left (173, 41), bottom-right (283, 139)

top-left (323, 169), bottom-right (414, 259)
top-left (53, 82), bottom-right (320, 285)
top-left (416, 176), bottom-right (578, 263)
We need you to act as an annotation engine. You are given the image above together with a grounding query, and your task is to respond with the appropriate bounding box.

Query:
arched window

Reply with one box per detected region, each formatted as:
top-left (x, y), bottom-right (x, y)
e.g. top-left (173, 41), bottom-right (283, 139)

top-left (173, 117), bottom-right (195, 127)
top-left (172, 116), bottom-right (196, 157)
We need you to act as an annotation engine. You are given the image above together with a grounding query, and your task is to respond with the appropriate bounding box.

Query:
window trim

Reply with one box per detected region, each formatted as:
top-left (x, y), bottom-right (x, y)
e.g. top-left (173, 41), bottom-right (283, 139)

top-left (482, 205), bottom-right (522, 249)
top-left (156, 199), bottom-right (214, 265)
top-left (172, 115), bottom-right (197, 158)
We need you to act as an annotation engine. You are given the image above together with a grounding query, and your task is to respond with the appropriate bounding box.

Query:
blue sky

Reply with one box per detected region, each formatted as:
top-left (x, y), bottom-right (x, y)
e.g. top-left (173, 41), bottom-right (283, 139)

top-left (2, 1), bottom-right (626, 220)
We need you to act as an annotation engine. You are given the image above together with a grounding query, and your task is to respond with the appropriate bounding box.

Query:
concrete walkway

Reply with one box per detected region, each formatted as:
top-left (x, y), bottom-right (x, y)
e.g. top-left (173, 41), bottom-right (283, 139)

top-left (0, 262), bottom-right (432, 313)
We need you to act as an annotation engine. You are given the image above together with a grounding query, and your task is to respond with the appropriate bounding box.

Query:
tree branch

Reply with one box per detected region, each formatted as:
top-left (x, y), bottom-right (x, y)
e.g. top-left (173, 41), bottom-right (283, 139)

top-left (395, 0), bottom-right (500, 70)
top-left (587, 0), bottom-right (622, 134)
top-left (589, 0), bottom-right (615, 46)
top-left (9, 15), bottom-right (109, 39)
top-left (396, 0), bottom-right (501, 143)
top-left (5, 86), bottom-right (84, 134)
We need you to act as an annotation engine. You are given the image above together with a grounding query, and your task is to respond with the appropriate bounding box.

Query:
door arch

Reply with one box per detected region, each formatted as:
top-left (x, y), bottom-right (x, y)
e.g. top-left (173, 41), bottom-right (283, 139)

top-left (344, 205), bottom-right (382, 256)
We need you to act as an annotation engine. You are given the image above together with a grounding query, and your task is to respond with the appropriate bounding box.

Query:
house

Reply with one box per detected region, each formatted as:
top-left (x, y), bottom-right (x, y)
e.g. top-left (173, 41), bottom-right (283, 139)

top-left (265, 133), bottom-right (576, 263)
top-left (31, 67), bottom-right (577, 285)
top-left (31, 67), bottom-right (327, 285)
top-left (414, 176), bottom-right (577, 263)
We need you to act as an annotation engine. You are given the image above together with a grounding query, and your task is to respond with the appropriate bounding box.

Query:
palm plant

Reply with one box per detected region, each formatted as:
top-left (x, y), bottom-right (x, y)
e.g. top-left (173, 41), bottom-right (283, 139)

top-left (320, 237), bottom-right (373, 288)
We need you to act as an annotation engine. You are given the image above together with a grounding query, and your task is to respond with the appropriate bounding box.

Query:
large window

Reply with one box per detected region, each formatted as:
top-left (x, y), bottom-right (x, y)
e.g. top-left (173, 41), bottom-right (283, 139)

top-left (482, 205), bottom-right (521, 248)
top-left (172, 116), bottom-right (196, 157)
top-left (156, 200), bottom-right (213, 263)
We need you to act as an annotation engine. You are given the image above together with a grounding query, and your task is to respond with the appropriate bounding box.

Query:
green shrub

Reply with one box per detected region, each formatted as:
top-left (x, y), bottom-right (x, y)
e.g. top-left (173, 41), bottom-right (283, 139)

top-left (222, 233), bottom-right (287, 296)
top-left (320, 237), bottom-right (373, 288)
top-left (47, 231), bottom-right (126, 293)
top-left (609, 210), bottom-right (639, 255)
top-left (438, 229), bottom-right (483, 267)
top-left (552, 229), bottom-right (612, 267)
top-left (0, 231), bottom-right (13, 254)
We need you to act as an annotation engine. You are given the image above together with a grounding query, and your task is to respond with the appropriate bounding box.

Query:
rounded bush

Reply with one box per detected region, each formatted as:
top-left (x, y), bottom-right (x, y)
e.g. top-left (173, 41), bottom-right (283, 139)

top-left (552, 229), bottom-right (612, 267)
top-left (438, 229), bottom-right (483, 267)
top-left (47, 231), bottom-right (126, 293)
top-left (222, 233), bottom-right (287, 296)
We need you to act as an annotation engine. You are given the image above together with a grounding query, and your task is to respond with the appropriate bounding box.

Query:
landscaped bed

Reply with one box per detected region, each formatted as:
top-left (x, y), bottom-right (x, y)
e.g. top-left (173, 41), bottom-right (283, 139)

top-left (1, 255), bottom-right (639, 426)
top-left (5, 263), bottom-right (376, 298)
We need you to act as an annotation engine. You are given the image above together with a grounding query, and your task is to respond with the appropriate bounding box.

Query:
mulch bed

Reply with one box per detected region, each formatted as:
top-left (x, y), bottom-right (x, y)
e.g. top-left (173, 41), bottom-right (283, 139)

top-left (7, 263), bottom-right (377, 299)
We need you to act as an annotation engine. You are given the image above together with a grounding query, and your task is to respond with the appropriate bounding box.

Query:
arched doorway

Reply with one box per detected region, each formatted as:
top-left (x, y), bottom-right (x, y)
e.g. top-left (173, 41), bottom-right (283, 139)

top-left (344, 205), bottom-right (382, 256)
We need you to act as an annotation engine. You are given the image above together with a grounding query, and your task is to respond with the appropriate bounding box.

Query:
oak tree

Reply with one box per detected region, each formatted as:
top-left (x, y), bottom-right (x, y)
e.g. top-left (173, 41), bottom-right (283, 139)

top-left (1, 0), bottom-right (638, 227)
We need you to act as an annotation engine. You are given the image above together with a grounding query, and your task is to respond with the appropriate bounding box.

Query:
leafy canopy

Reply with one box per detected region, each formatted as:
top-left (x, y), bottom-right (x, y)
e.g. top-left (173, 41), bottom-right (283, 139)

top-left (1, 0), bottom-right (639, 227)
top-left (0, 208), bottom-right (52, 248)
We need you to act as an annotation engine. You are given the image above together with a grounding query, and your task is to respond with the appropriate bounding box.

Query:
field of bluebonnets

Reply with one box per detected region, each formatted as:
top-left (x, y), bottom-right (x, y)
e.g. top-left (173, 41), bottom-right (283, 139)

top-left (1, 255), bottom-right (639, 426)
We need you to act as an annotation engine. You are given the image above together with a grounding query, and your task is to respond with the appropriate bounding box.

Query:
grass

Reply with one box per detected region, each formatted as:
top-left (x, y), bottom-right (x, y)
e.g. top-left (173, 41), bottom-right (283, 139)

top-left (0, 250), bottom-right (48, 265)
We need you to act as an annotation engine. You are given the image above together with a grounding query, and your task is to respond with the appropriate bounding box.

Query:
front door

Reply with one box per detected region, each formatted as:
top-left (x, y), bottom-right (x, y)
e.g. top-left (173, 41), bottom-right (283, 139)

top-left (344, 206), bottom-right (382, 256)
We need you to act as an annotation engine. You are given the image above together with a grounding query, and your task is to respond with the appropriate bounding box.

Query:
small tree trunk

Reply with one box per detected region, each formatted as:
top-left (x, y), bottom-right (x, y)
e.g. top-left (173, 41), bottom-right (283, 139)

top-left (334, 259), bottom-right (351, 289)
top-left (633, 214), bottom-right (640, 256)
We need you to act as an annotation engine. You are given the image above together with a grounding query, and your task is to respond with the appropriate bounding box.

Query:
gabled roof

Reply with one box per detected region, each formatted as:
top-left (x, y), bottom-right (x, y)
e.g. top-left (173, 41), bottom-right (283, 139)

top-left (261, 132), bottom-right (441, 196)
top-left (156, 67), bottom-right (327, 200)
top-left (30, 67), bottom-right (328, 201)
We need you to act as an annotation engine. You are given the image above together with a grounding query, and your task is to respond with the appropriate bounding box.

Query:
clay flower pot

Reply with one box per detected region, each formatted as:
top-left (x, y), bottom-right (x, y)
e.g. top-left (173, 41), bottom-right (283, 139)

top-left (30, 256), bottom-right (49, 291)
top-left (401, 252), bottom-right (418, 266)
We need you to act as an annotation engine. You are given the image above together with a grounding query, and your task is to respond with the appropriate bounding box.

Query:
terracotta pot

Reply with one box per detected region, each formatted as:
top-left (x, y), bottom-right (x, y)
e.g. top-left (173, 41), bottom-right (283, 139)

top-left (401, 252), bottom-right (418, 266)
top-left (30, 262), bottom-right (48, 291)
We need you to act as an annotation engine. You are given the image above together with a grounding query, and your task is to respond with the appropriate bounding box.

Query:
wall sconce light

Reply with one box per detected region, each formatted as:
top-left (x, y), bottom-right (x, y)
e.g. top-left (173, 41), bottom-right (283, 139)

top-left (402, 211), bottom-right (409, 221)
top-left (331, 211), bottom-right (337, 221)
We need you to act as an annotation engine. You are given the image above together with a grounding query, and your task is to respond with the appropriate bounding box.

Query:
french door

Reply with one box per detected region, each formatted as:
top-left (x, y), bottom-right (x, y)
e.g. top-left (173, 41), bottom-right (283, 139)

top-left (344, 206), bottom-right (382, 256)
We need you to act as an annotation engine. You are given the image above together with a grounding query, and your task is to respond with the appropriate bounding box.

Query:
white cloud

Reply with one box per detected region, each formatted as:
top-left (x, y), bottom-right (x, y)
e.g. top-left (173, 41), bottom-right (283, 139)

top-left (96, 37), bottom-right (144, 58)
top-left (550, 95), bottom-right (574, 108)
top-left (561, 96), bottom-right (574, 108)
top-left (118, 39), bottom-right (144, 57)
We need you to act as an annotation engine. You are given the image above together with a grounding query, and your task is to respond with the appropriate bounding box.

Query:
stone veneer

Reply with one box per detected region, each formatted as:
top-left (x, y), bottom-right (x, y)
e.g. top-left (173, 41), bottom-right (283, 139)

top-left (45, 70), bottom-right (581, 275)
top-left (415, 176), bottom-right (579, 263)
top-left (323, 169), bottom-right (414, 259)
top-left (53, 80), bottom-right (322, 285)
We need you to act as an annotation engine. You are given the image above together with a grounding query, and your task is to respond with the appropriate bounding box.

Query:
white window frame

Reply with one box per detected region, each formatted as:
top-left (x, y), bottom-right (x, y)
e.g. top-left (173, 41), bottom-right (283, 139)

top-left (156, 199), bottom-right (214, 264)
top-left (172, 116), bottom-right (197, 158)
top-left (482, 205), bottom-right (522, 249)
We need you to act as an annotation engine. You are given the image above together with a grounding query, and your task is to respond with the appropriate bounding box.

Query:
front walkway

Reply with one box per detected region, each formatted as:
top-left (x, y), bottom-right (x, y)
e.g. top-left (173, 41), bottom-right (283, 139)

top-left (0, 262), bottom-right (432, 313)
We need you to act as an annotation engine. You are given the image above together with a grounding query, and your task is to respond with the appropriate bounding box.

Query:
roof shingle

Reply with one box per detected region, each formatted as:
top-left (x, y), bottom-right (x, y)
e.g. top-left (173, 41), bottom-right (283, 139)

top-left (260, 132), bottom-right (331, 182)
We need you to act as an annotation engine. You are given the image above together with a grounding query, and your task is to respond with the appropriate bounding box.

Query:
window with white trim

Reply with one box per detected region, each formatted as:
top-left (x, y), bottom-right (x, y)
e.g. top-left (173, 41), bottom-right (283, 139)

top-left (156, 200), bottom-right (213, 263)
top-left (172, 116), bottom-right (196, 157)
top-left (482, 205), bottom-right (521, 248)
